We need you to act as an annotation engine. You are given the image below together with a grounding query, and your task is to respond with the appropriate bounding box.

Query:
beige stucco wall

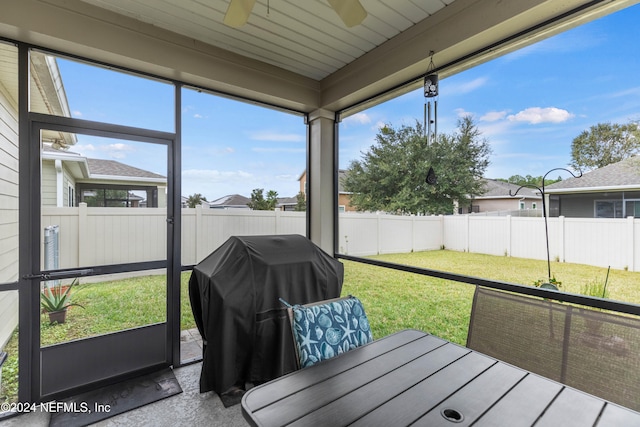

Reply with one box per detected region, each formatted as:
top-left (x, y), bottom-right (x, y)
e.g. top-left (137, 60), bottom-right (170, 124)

top-left (474, 197), bottom-right (540, 213)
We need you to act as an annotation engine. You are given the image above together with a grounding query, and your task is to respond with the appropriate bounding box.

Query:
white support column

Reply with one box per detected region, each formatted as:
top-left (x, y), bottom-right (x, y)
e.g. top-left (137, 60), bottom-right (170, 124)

top-left (308, 109), bottom-right (337, 255)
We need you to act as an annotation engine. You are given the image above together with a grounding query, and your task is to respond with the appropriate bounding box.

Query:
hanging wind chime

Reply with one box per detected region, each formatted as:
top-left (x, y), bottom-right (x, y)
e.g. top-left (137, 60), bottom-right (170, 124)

top-left (424, 51), bottom-right (438, 185)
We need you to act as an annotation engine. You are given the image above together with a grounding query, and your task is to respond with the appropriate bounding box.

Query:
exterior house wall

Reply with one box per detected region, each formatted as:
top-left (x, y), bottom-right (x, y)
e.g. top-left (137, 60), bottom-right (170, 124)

top-left (41, 159), bottom-right (57, 206)
top-left (0, 67), bottom-right (19, 349)
top-left (473, 198), bottom-right (539, 213)
top-left (300, 170), bottom-right (356, 212)
top-left (338, 193), bottom-right (354, 212)
top-left (63, 167), bottom-right (76, 207)
top-left (554, 192), bottom-right (640, 218)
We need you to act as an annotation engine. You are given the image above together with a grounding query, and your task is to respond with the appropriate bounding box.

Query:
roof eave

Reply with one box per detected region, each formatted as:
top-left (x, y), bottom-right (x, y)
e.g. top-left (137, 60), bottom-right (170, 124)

top-left (546, 184), bottom-right (640, 194)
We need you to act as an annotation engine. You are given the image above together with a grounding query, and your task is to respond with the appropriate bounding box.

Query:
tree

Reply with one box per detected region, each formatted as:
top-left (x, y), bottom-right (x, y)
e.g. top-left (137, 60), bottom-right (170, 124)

top-left (343, 116), bottom-right (491, 215)
top-left (497, 174), bottom-right (562, 188)
top-left (570, 121), bottom-right (640, 171)
top-left (294, 191), bottom-right (306, 211)
top-left (186, 193), bottom-right (207, 208)
top-left (247, 188), bottom-right (279, 210)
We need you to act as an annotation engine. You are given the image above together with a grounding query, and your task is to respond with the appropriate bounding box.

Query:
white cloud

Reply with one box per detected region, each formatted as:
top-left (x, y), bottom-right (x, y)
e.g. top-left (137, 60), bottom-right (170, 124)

top-left (454, 108), bottom-right (474, 118)
top-left (183, 169), bottom-right (253, 181)
top-left (343, 112), bottom-right (372, 125)
top-left (194, 113), bottom-right (204, 119)
top-left (74, 143), bottom-right (96, 152)
top-left (104, 143), bottom-right (134, 159)
top-left (248, 131), bottom-right (304, 142)
top-left (72, 110), bottom-right (82, 117)
top-left (480, 111), bottom-right (508, 122)
top-left (444, 77), bottom-right (488, 96)
top-left (507, 107), bottom-right (574, 124)
top-left (251, 147), bottom-right (305, 153)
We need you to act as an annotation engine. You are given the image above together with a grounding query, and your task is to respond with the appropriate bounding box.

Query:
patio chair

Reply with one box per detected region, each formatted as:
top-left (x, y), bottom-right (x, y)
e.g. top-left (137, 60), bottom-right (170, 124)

top-left (467, 286), bottom-right (640, 412)
top-left (281, 295), bottom-right (374, 369)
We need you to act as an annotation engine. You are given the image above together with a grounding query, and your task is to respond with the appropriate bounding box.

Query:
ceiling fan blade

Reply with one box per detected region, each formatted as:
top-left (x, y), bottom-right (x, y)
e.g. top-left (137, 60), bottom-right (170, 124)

top-left (327, 0), bottom-right (367, 27)
top-left (223, 0), bottom-right (256, 28)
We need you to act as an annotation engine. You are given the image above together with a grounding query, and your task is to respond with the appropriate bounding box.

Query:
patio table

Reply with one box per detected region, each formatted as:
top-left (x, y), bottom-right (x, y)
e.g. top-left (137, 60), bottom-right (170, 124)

top-left (241, 329), bottom-right (640, 426)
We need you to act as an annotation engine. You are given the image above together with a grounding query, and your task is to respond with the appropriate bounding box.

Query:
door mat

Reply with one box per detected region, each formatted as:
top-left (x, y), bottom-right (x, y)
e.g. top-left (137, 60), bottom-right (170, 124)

top-left (49, 368), bottom-right (182, 427)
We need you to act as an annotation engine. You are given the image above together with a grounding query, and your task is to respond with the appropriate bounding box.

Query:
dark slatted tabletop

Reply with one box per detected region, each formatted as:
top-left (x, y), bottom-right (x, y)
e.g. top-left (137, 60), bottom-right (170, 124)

top-left (241, 329), bottom-right (640, 427)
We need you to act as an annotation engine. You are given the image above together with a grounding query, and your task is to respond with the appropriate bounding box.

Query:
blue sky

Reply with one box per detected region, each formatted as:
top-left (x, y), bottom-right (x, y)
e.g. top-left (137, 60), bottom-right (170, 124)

top-left (58, 4), bottom-right (640, 201)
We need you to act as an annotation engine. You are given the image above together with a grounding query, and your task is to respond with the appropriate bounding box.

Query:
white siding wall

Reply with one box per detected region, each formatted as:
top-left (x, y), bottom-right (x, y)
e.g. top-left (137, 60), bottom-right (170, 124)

top-left (0, 69), bottom-right (19, 348)
top-left (41, 159), bottom-right (57, 207)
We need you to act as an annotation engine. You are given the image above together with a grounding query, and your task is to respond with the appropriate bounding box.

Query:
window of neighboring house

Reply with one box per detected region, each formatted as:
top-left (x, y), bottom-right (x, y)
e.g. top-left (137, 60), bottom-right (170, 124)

top-left (338, 205), bottom-right (346, 213)
top-left (625, 200), bottom-right (640, 217)
top-left (68, 186), bottom-right (75, 207)
top-left (79, 187), bottom-right (157, 207)
top-left (519, 201), bottom-right (525, 210)
top-left (532, 202), bottom-right (537, 210)
top-left (595, 200), bottom-right (623, 218)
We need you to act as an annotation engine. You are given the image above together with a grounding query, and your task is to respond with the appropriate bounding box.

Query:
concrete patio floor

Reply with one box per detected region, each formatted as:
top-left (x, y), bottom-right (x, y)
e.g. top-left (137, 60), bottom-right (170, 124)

top-left (1, 329), bottom-right (247, 426)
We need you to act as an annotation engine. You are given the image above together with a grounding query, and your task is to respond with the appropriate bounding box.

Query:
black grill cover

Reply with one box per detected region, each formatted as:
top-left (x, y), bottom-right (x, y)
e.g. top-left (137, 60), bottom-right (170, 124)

top-left (189, 234), bottom-right (343, 394)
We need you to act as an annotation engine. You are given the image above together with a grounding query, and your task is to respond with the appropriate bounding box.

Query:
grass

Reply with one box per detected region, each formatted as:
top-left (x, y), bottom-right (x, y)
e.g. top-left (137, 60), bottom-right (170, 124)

top-left (2, 250), bottom-right (640, 405)
top-left (342, 250), bottom-right (640, 344)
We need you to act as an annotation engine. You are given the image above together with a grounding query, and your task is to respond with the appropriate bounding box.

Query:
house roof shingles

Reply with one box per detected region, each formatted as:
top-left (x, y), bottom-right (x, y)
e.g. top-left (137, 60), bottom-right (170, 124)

top-left (477, 179), bottom-right (540, 199)
top-left (209, 194), bottom-right (250, 208)
top-left (546, 156), bottom-right (640, 192)
top-left (87, 158), bottom-right (165, 179)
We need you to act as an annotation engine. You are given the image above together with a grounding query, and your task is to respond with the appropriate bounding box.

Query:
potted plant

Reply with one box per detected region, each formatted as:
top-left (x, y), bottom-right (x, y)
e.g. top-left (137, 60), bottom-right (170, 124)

top-left (41, 279), bottom-right (84, 324)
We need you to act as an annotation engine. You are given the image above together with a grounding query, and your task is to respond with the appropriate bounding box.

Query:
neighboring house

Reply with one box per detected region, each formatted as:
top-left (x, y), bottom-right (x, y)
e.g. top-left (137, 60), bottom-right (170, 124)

top-left (276, 196), bottom-right (298, 211)
top-left (460, 179), bottom-right (542, 214)
top-left (208, 194), bottom-right (250, 209)
top-left (545, 156), bottom-right (640, 218)
top-left (298, 169), bottom-right (356, 212)
top-left (41, 145), bottom-right (167, 208)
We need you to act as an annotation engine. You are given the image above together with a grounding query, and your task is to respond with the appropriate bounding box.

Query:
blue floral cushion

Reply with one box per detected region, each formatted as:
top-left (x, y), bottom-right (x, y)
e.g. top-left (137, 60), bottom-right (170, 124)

top-left (285, 296), bottom-right (373, 368)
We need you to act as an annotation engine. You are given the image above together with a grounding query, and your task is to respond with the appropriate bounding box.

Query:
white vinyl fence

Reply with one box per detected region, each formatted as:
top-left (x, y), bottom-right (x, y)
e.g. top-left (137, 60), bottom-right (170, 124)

top-left (0, 206), bottom-right (632, 354)
top-left (41, 206), bottom-right (640, 272)
top-left (341, 213), bottom-right (639, 272)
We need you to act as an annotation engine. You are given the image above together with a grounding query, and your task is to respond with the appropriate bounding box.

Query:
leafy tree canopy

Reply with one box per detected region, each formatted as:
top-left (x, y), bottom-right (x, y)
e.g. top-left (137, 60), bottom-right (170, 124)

top-left (570, 121), bottom-right (640, 171)
top-left (496, 174), bottom-right (562, 189)
top-left (343, 116), bottom-right (491, 215)
top-left (186, 193), bottom-right (208, 208)
top-left (295, 191), bottom-right (306, 212)
top-left (248, 188), bottom-right (279, 210)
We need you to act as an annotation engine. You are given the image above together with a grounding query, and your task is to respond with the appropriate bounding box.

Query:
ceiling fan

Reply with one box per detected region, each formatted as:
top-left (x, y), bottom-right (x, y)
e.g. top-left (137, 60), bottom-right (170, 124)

top-left (223, 0), bottom-right (367, 28)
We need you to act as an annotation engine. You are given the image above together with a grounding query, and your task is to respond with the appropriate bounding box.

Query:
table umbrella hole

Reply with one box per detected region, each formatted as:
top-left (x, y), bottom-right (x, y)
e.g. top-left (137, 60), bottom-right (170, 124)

top-left (441, 408), bottom-right (464, 423)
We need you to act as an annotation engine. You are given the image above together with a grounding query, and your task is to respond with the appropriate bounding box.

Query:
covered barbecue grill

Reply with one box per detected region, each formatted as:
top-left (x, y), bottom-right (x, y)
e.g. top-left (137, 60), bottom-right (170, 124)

top-left (189, 234), bottom-right (344, 400)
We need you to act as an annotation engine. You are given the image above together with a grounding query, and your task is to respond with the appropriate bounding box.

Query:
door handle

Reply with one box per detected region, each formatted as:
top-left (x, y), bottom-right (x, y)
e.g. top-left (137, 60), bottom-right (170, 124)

top-left (23, 268), bottom-right (95, 280)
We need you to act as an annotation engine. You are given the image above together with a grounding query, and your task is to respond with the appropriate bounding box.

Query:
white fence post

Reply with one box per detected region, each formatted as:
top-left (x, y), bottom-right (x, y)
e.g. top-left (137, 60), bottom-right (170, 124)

top-left (411, 215), bottom-right (415, 252)
top-left (78, 202), bottom-right (88, 267)
top-left (195, 205), bottom-right (203, 263)
top-left (559, 216), bottom-right (565, 263)
top-left (465, 215), bottom-right (470, 252)
top-left (506, 215), bottom-right (512, 257)
top-left (628, 216), bottom-right (635, 271)
top-left (377, 212), bottom-right (381, 255)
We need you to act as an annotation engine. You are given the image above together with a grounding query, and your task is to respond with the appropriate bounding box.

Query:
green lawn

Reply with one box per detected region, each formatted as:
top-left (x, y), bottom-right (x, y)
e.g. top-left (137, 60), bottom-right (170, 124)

top-left (2, 250), bottom-right (639, 405)
top-left (342, 250), bottom-right (640, 344)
